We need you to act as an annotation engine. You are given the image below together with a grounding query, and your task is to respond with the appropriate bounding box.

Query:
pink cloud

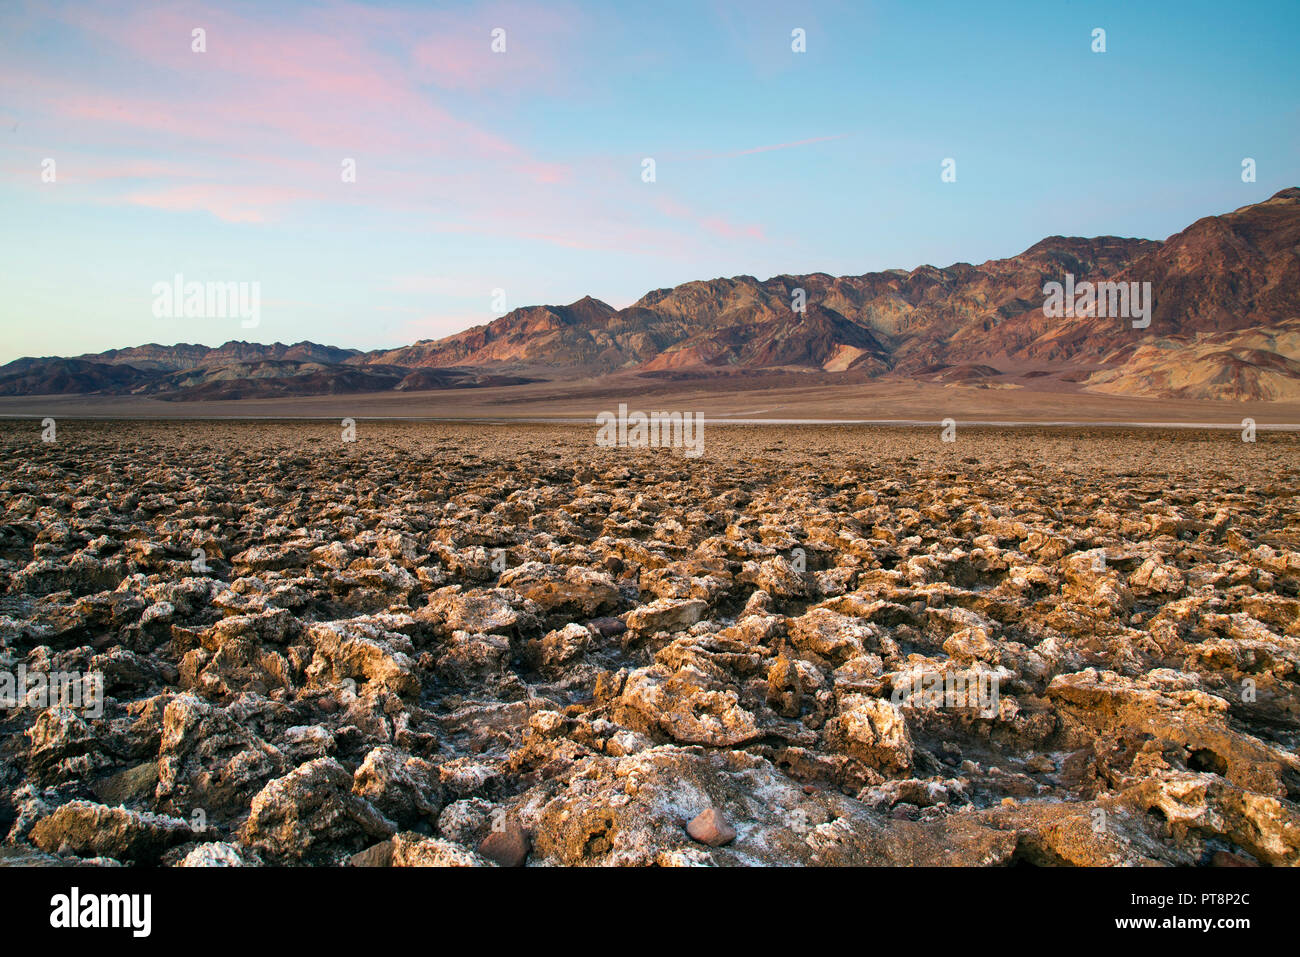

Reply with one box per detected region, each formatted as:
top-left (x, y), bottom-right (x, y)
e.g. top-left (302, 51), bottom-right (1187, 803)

top-left (700, 216), bottom-right (766, 241)
top-left (41, 4), bottom-right (536, 161)
top-left (120, 184), bottom-right (315, 223)
top-left (653, 195), bottom-right (767, 242)
top-left (3, 1), bottom-right (773, 257)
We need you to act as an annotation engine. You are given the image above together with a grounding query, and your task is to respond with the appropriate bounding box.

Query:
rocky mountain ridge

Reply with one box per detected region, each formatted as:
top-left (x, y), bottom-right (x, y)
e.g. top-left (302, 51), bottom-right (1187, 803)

top-left (4, 189), bottom-right (1297, 402)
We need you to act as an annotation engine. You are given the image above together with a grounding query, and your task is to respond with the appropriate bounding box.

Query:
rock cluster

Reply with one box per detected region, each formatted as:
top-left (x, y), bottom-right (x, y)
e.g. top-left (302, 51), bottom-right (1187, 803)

top-left (1, 421), bottom-right (1297, 866)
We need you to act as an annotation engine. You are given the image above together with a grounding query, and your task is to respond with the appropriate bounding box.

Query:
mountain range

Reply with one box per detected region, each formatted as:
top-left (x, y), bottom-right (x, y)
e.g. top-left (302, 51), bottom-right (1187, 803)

top-left (5, 188), bottom-right (1298, 403)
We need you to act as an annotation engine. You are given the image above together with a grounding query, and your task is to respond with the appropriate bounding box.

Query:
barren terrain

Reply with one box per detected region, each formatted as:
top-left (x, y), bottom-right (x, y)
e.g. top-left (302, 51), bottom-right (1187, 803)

top-left (2, 420), bottom-right (1298, 866)
top-left (3, 373), bottom-right (1300, 426)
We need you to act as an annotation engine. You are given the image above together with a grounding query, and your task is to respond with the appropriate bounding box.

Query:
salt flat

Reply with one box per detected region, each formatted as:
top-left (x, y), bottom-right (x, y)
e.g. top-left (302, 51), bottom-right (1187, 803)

top-left (1, 421), bottom-right (1297, 866)
top-left (3, 375), bottom-right (1299, 427)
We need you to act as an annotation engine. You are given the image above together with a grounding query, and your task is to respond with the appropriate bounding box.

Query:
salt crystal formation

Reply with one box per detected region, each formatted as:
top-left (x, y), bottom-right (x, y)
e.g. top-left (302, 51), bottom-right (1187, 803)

top-left (1, 421), bottom-right (1297, 867)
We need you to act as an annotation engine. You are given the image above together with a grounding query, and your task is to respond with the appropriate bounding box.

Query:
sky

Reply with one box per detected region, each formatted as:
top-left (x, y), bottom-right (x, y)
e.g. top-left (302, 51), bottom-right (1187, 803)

top-left (1, 0), bottom-right (1298, 362)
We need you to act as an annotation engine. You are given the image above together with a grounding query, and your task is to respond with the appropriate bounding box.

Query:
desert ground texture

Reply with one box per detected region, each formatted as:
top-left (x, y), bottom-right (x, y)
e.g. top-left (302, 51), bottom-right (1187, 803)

top-left (3, 373), bottom-right (1300, 425)
top-left (1, 420), bottom-right (1298, 866)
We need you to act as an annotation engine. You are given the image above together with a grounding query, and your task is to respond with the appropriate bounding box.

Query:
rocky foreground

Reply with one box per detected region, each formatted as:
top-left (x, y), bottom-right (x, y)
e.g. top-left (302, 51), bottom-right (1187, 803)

top-left (1, 420), bottom-right (1298, 867)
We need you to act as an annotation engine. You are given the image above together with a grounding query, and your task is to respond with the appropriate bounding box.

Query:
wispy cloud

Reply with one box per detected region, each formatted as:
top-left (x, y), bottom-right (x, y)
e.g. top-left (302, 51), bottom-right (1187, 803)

top-left (4, 0), bottom-right (766, 252)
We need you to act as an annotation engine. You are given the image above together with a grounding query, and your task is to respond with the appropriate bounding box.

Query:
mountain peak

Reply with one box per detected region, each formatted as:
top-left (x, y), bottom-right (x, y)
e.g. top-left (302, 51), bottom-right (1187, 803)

top-left (567, 295), bottom-right (613, 310)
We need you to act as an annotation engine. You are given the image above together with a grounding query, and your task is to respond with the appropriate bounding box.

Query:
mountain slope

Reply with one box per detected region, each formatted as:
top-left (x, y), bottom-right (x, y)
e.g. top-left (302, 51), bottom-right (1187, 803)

top-left (0, 358), bottom-right (159, 397)
top-left (3, 189), bottom-right (1297, 401)
top-left (78, 340), bottom-right (363, 372)
top-left (1085, 318), bottom-right (1300, 401)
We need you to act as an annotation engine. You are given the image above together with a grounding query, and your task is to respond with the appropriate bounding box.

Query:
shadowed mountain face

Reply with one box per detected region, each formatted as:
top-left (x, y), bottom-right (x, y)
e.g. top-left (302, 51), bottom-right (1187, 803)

top-left (77, 340), bottom-right (364, 372)
top-left (0, 358), bottom-right (151, 397)
top-left (4, 189), bottom-right (1298, 401)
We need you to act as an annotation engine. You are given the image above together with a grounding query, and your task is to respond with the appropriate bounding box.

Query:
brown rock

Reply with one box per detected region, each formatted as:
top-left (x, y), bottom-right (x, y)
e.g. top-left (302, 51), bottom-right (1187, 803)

top-left (625, 597), bottom-right (706, 635)
top-left (588, 616), bottom-right (627, 638)
top-left (30, 801), bottom-right (210, 864)
top-left (391, 832), bottom-right (491, 867)
top-left (686, 808), bottom-right (736, 847)
top-left (349, 840), bottom-right (395, 867)
top-left (478, 818), bottom-right (531, 867)
top-left (766, 655), bottom-right (803, 718)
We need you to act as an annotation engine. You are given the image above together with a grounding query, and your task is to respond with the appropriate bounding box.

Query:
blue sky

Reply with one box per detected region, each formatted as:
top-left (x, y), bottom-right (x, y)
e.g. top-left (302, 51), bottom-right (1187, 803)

top-left (1, 0), bottom-right (1297, 362)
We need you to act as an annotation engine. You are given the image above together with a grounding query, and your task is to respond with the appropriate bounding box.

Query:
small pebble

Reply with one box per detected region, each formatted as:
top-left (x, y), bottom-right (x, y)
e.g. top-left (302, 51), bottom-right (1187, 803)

top-left (686, 808), bottom-right (736, 846)
top-left (478, 820), bottom-right (531, 867)
top-left (588, 616), bottom-right (628, 638)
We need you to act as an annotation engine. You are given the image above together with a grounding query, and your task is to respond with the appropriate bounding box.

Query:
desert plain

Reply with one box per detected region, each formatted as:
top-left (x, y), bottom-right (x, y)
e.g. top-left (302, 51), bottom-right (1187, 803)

top-left (3, 372), bottom-right (1300, 425)
top-left (0, 417), bottom-right (1298, 866)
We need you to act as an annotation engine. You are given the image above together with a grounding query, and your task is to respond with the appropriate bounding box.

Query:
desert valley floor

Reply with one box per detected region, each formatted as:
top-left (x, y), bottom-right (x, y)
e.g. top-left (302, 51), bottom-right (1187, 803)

top-left (4, 373), bottom-right (1300, 425)
top-left (1, 420), bottom-right (1298, 866)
